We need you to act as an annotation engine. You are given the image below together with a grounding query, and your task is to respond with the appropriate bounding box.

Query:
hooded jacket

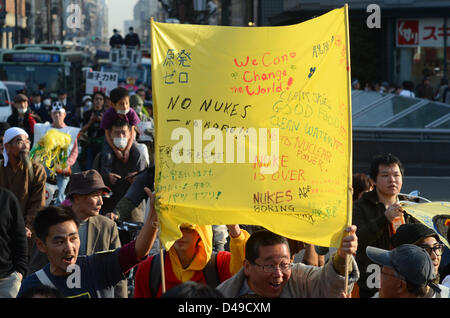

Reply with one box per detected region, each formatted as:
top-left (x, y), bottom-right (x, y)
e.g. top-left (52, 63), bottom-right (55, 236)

top-left (133, 224), bottom-right (249, 298)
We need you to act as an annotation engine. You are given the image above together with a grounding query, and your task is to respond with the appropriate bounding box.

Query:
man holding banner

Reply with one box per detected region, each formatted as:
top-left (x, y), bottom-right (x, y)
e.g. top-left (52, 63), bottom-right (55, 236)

top-left (216, 227), bottom-right (358, 298)
top-left (151, 5), bottom-right (358, 297)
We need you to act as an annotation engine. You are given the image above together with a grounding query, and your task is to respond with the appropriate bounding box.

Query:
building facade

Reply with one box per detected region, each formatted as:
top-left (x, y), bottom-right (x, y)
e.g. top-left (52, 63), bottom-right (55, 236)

top-left (259, 0), bottom-right (450, 96)
top-left (0, 0), bottom-right (27, 48)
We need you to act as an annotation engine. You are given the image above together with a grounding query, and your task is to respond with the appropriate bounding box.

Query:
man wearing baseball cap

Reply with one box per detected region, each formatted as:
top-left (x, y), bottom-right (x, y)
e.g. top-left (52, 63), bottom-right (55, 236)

top-left (27, 169), bottom-right (128, 297)
top-left (366, 244), bottom-right (450, 298)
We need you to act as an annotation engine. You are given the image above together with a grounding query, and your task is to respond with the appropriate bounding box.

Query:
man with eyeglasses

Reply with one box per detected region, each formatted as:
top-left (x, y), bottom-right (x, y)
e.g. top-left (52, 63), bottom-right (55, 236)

top-left (0, 127), bottom-right (46, 239)
top-left (391, 223), bottom-right (445, 291)
top-left (216, 227), bottom-right (359, 298)
top-left (367, 244), bottom-right (450, 298)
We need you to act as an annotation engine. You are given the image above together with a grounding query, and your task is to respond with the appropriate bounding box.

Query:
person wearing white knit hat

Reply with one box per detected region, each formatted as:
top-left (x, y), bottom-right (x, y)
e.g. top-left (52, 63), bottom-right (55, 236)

top-left (0, 127), bottom-right (46, 238)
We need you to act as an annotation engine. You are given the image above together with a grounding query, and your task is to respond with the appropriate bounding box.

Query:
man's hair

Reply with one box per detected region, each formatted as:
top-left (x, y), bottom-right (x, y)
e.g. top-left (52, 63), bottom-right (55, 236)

top-left (369, 153), bottom-right (404, 181)
top-left (93, 91), bottom-right (106, 100)
top-left (33, 206), bottom-right (79, 241)
top-left (405, 281), bottom-right (428, 298)
top-left (245, 229), bottom-right (289, 263)
top-left (111, 118), bottom-right (131, 130)
top-left (18, 285), bottom-right (64, 298)
top-left (109, 87), bottom-right (129, 104)
top-left (161, 281), bottom-right (224, 298)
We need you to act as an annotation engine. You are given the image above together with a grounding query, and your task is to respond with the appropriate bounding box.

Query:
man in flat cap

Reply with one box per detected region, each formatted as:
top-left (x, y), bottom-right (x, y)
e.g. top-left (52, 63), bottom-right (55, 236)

top-left (7, 94), bottom-right (39, 142)
top-left (27, 169), bottom-right (128, 298)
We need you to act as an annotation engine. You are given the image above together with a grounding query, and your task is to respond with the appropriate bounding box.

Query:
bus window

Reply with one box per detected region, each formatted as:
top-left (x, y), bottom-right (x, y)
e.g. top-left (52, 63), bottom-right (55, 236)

top-left (0, 65), bottom-right (64, 94)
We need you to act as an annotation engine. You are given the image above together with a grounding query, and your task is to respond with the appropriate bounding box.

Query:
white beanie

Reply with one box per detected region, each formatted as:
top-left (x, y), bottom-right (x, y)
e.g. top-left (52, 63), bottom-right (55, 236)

top-left (3, 127), bottom-right (29, 167)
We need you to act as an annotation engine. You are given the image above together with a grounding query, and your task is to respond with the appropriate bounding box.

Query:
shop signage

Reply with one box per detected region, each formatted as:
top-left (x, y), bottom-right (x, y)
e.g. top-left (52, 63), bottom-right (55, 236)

top-left (397, 18), bottom-right (450, 47)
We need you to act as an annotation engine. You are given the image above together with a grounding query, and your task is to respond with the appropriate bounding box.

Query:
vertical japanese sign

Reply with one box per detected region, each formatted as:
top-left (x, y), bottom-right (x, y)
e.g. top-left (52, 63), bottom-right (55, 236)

top-left (152, 6), bottom-right (353, 249)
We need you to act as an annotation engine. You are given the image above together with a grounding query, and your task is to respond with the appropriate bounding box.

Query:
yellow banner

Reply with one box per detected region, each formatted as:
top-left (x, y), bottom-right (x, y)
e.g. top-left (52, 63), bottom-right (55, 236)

top-left (402, 202), bottom-right (450, 248)
top-left (151, 6), bottom-right (353, 249)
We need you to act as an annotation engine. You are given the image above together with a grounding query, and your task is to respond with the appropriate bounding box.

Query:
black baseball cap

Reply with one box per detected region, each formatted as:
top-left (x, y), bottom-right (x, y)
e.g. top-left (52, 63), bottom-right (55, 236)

top-left (366, 244), bottom-right (440, 291)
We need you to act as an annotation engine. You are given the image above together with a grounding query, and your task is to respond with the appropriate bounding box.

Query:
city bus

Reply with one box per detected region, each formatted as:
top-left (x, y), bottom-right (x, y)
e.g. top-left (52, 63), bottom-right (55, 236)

top-left (0, 44), bottom-right (90, 103)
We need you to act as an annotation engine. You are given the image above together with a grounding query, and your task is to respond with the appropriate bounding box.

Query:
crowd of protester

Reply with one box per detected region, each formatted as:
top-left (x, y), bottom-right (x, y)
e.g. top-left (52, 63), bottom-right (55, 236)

top-left (0, 82), bottom-right (448, 299)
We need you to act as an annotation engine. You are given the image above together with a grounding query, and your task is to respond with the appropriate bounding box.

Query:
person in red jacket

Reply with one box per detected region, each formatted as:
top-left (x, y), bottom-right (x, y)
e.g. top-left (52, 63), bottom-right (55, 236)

top-left (133, 224), bottom-right (248, 298)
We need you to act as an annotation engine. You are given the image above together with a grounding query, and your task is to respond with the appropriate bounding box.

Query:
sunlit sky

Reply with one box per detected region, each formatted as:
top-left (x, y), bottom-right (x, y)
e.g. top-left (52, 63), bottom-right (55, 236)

top-left (106, 0), bottom-right (139, 37)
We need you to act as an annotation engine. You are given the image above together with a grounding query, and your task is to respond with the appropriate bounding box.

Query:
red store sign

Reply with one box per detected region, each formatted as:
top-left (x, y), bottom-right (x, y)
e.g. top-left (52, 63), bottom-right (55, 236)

top-left (397, 18), bottom-right (450, 47)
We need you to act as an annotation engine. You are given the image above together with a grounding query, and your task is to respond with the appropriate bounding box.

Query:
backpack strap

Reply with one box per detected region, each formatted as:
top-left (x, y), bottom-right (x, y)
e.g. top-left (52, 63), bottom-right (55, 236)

top-left (149, 251), bottom-right (162, 297)
top-left (203, 252), bottom-right (220, 288)
top-left (35, 269), bottom-right (57, 289)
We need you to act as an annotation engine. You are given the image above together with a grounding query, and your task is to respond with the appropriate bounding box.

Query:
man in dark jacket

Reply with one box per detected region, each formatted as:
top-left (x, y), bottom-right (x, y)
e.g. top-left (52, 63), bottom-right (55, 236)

top-left (353, 153), bottom-right (417, 298)
top-left (109, 29), bottom-right (124, 48)
top-left (7, 93), bottom-right (38, 142)
top-left (30, 91), bottom-right (51, 123)
top-left (0, 187), bottom-right (28, 297)
top-left (124, 27), bottom-right (140, 49)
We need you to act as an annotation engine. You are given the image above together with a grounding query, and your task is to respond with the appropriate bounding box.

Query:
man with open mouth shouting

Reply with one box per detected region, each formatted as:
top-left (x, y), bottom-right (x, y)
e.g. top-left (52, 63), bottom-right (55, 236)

top-left (17, 187), bottom-right (158, 298)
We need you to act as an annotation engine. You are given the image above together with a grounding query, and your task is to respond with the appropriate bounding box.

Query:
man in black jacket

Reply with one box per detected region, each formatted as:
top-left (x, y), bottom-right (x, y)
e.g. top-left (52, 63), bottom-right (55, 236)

top-left (109, 29), bottom-right (124, 48)
top-left (0, 187), bottom-right (28, 297)
top-left (124, 27), bottom-right (140, 49)
top-left (353, 153), bottom-right (417, 298)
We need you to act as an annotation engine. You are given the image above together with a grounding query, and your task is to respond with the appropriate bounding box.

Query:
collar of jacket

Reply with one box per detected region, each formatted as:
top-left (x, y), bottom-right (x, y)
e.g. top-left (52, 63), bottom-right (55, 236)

top-left (360, 189), bottom-right (381, 205)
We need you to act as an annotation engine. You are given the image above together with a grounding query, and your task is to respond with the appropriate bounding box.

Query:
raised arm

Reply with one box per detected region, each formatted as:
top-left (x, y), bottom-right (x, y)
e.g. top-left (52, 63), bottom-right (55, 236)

top-left (134, 187), bottom-right (159, 259)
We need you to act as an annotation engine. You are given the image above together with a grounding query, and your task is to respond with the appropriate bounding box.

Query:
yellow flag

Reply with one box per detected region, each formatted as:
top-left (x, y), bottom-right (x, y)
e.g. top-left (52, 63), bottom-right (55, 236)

top-left (151, 6), bottom-right (352, 250)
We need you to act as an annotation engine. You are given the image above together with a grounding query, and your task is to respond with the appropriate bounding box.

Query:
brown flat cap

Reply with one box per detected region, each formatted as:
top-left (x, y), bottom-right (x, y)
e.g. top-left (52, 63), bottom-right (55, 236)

top-left (65, 169), bottom-right (111, 197)
top-left (14, 93), bottom-right (28, 103)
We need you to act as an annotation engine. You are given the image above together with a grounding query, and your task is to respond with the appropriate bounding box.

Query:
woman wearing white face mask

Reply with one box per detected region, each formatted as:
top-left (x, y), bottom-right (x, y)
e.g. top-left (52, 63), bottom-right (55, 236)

top-left (7, 94), bottom-right (38, 142)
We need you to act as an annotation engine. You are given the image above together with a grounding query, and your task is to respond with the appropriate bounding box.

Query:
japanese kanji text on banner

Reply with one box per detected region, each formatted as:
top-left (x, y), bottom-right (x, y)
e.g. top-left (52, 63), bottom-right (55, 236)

top-left (151, 6), bottom-right (353, 250)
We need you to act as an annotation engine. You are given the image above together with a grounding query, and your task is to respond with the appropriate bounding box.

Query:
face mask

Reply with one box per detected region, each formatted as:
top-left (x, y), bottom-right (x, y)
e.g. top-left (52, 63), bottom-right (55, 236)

top-left (85, 101), bottom-right (93, 109)
top-left (113, 137), bottom-right (128, 149)
top-left (116, 108), bottom-right (130, 115)
top-left (43, 99), bottom-right (51, 107)
top-left (17, 108), bottom-right (27, 114)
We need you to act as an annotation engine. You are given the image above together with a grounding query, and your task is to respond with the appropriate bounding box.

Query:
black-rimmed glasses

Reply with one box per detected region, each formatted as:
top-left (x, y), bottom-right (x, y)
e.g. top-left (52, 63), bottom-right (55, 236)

top-left (251, 261), bottom-right (293, 274)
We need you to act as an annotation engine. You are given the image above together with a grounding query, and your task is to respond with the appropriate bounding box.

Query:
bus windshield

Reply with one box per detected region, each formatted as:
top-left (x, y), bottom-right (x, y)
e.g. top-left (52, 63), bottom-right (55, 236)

top-left (0, 64), bottom-right (64, 93)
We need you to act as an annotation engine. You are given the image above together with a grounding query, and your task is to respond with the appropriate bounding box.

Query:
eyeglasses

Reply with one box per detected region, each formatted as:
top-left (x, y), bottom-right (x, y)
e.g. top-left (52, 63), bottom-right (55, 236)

top-left (251, 261), bottom-right (293, 274)
top-left (417, 243), bottom-right (444, 256)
